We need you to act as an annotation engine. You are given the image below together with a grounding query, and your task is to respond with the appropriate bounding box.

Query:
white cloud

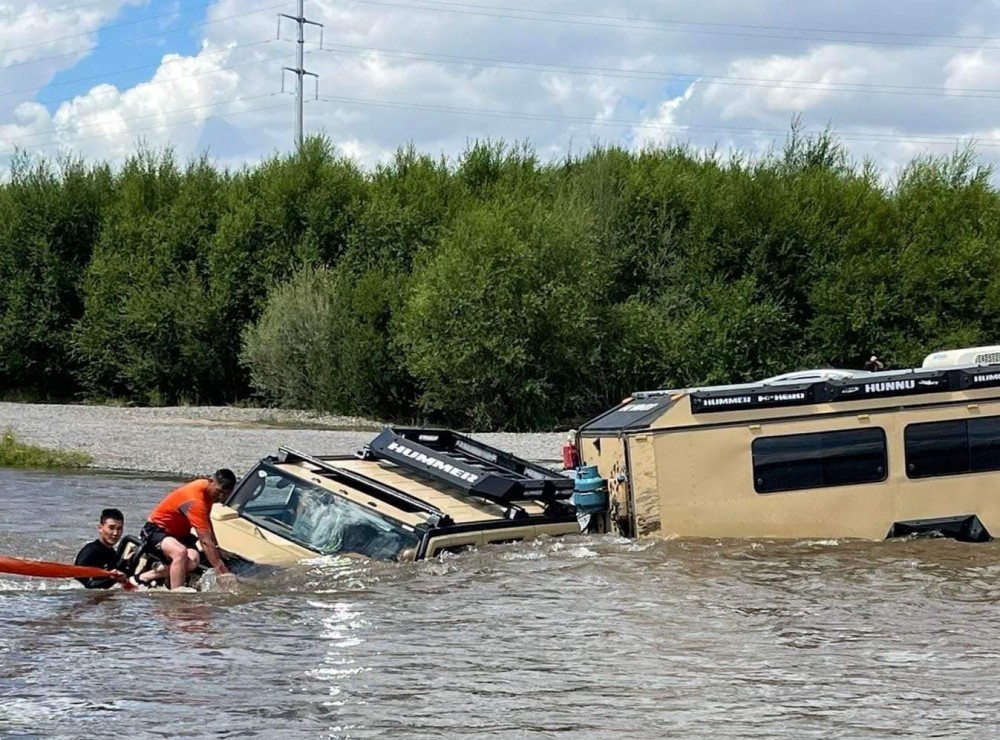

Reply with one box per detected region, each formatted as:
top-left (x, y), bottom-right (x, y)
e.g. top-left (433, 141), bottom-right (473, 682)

top-left (0, 1), bottom-right (145, 84)
top-left (944, 48), bottom-right (1000, 91)
top-left (47, 45), bottom-right (243, 159)
top-left (6, 0), bottom-right (1000, 175)
top-left (632, 88), bottom-right (693, 151)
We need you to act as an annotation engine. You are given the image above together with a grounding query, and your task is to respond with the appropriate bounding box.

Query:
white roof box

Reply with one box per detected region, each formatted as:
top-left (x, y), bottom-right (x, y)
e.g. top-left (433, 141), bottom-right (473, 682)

top-left (760, 368), bottom-right (871, 384)
top-left (922, 345), bottom-right (1000, 369)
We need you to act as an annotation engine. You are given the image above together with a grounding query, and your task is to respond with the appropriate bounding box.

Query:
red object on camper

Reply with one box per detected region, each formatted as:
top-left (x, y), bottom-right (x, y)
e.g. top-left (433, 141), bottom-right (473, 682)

top-left (562, 439), bottom-right (579, 470)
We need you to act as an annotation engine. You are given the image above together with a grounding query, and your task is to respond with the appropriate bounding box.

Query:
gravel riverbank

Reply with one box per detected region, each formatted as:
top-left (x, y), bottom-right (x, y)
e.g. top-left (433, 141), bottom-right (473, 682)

top-left (0, 403), bottom-right (565, 478)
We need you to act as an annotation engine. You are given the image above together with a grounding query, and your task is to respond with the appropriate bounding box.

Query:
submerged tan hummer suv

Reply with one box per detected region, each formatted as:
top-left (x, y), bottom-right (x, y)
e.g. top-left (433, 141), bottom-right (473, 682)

top-left (209, 427), bottom-right (584, 563)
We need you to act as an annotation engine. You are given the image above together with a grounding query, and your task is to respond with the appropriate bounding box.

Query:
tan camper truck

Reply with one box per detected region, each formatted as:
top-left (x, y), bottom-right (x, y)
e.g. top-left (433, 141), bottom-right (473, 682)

top-left (576, 346), bottom-right (1000, 542)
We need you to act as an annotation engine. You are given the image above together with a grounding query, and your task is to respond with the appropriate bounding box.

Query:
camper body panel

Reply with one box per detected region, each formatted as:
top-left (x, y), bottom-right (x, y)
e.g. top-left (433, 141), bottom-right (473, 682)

top-left (638, 414), bottom-right (895, 540)
top-left (579, 367), bottom-right (1000, 540)
top-left (628, 434), bottom-right (661, 536)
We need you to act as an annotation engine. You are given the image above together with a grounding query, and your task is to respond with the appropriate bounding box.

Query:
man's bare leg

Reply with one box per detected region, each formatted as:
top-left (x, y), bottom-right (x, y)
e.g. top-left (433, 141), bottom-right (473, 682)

top-left (136, 563), bottom-right (166, 585)
top-left (160, 537), bottom-right (195, 589)
top-left (185, 547), bottom-right (200, 576)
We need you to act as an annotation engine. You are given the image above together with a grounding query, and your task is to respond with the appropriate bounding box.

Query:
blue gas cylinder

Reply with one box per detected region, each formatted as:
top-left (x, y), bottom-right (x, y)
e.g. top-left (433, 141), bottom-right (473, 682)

top-left (572, 465), bottom-right (608, 514)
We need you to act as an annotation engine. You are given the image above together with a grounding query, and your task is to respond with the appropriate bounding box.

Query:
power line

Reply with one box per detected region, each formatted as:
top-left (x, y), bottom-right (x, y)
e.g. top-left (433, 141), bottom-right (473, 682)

top-left (0, 1), bottom-right (289, 71)
top-left (1, 92), bottom-right (282, 148)
top-left (3, 0), bottom-right (994, 159)
top-left (346, 0), bottom-right (1000, 51)
top-left (372, 0), bottom-right (1000, 44)
top-left (319, 43), bottom-right (1000, 101)
top-left (5, 0), bottom-right (997, 59)
top-left (1, 0), bottom-right (137, 25)
top-left (3, 0), bottom-right (219, 57)
top-left (313, 93), bottom-right (1000, 149)
top-left (10, 29), bottom-right (994, 127)
top-left (0, 47), bottom-right (305, 119)
top-left (2, 88), bottom-right (990, 160)
top-left (0, 39), bottom-right (280, 102)
top-left (0, 96), bottom-right (289, 156)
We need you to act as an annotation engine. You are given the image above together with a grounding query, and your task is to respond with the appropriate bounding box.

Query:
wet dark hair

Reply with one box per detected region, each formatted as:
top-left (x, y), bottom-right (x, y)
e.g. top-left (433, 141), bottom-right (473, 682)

top-left (100, 508), bottom-right (124, 524)
top-left (212, 468), bottom-right (237, 492)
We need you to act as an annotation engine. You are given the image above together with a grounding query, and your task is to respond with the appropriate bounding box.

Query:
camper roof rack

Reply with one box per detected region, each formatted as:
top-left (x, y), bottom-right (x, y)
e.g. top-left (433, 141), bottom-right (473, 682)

top-left (359, 427), bottom-right (574, 506)
top-left (688, 363), bottom-right (1000, 414)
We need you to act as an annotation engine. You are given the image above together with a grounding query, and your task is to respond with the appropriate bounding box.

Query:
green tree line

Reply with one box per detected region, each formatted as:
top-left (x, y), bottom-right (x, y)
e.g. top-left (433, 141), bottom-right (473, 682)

top-left (2, 132), bottom-right (998, 430)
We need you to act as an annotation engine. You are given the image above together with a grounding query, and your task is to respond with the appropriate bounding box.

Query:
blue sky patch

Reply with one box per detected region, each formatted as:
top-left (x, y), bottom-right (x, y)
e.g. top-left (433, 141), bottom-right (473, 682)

top-left (39, 0), bottom-right (209, 115)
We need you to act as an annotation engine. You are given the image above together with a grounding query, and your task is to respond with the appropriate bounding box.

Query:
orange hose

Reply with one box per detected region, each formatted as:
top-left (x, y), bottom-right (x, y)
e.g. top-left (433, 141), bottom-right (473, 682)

top-left (0, 554), bottom-right (134, 590)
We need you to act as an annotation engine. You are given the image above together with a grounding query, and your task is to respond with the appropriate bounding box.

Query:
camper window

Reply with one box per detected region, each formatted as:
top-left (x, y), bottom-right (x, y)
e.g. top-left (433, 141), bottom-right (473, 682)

top-left (752, 428), bottom-right (888, 494)
top-left (905, 416), bottom-right (1000, 479)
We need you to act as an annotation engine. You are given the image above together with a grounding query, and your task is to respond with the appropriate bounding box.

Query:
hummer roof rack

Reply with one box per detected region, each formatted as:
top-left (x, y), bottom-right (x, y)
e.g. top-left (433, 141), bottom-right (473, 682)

top-left (276, 446), bottom-right (452, 525)
top-left (360, 427), bottom-right (574, 506)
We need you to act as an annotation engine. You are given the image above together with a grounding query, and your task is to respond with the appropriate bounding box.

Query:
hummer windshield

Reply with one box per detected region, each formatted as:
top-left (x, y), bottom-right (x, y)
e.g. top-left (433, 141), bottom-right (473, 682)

top-left (229, 465), bottom-right (421, 561)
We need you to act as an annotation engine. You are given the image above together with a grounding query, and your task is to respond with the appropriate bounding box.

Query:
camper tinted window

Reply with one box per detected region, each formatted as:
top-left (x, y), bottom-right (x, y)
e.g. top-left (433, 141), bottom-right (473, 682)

top-left (969, 416), bottom-right (1000, 473)
top-left (905, 420), bottom-right (969, 478)
top-left (752, 428), bottom-right (887, 494)
top-left (906, 416), bottom-right (1000, 478)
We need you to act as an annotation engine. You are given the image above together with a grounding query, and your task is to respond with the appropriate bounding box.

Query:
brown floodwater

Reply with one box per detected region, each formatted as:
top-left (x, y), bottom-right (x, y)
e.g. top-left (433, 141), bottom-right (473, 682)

top-left (1, 468), bottom-right (999, 739)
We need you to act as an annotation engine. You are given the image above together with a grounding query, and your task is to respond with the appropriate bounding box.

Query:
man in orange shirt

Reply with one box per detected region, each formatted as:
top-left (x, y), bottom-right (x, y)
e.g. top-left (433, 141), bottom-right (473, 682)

top-left (141, 469), bottom-right (238, 589)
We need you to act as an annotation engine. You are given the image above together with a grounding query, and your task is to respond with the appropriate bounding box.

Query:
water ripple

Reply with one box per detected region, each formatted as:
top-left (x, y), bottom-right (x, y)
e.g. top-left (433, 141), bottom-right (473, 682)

top-left (2, 470), bottom-right (1000, 738)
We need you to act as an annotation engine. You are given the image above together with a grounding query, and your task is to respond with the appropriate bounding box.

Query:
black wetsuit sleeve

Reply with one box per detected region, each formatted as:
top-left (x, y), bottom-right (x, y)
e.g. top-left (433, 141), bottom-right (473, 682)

top-left (74, 541), bottom-right (118, 589)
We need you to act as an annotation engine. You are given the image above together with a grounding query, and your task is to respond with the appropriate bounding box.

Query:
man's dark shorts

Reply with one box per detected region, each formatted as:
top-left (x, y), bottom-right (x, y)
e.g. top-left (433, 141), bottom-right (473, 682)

top-left (141, 522), bottom-right (198, 555)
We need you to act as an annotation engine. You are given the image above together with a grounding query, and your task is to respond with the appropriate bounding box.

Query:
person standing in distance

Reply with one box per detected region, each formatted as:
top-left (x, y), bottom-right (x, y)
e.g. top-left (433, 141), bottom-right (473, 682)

top-left (141, 469), bottom-right (238, 589)
top-left (864, 354), bottom-right (885, 372)
top-left (74, 508), bottom-right (127, 589)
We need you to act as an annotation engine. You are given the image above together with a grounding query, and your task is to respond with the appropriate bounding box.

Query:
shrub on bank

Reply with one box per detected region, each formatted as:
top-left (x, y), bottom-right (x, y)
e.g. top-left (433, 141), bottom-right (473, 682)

top-left (240, 264), bottom-right (410, 417)
top-left (396, 196), bottom-right (609, 430)
top-left (0, 429), bottom-right (92, 468)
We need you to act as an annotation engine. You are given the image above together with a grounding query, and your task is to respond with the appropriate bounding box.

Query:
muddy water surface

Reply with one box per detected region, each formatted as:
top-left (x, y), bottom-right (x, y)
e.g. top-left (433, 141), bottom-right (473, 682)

top-left (1, 468), bottom-right (999, 739)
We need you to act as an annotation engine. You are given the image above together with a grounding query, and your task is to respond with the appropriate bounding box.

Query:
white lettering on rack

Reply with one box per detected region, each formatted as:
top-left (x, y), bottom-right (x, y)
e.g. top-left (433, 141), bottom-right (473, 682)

top-left (758, 392), bottom-right (806, 403)
top-left (621, 403), bottom-right (659, 412)
top-left (702, 396), bottom-right (753, 407)
top-left (865, 380), bottom-right (915, 393)
top-left (386, 441), bottom-right (480, 484)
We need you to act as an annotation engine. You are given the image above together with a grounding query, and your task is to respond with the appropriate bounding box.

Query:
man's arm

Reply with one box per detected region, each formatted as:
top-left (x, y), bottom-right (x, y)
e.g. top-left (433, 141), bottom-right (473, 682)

top-left (194, 526), bottom-right (231, 576)
top-left (79, 573), bottom-right (120, 589)
top-left (188, 494), bottom-right (236, 584)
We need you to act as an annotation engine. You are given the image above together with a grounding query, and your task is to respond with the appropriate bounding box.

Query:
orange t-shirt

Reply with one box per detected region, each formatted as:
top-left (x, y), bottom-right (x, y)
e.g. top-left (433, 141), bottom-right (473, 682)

top-left (148, 479), bottom-right (213, 538)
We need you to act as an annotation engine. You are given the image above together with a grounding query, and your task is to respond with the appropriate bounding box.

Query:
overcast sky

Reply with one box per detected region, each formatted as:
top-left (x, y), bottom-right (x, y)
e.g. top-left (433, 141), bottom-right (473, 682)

top-left (2, 0), bottom-right (1000, 175)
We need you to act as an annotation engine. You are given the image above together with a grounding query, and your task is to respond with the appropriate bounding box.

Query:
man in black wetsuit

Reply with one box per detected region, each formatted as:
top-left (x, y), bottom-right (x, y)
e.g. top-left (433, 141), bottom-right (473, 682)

top-left (74, 508), bottom-right (126, 589)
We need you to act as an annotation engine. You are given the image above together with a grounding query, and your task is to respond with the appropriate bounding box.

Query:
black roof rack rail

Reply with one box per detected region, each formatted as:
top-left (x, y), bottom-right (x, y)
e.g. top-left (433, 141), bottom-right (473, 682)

top-left (688, 364), bottom-right (1000, 415)
top-left (276, 446), bottom-right (452, 526)
top-left (359, 427), bottom-right (574, 506)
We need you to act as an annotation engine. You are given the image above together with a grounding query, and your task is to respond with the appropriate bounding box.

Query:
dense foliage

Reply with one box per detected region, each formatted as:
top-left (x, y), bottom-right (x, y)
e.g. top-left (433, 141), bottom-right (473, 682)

top-left (1, 133), bottom-right (998, 430)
